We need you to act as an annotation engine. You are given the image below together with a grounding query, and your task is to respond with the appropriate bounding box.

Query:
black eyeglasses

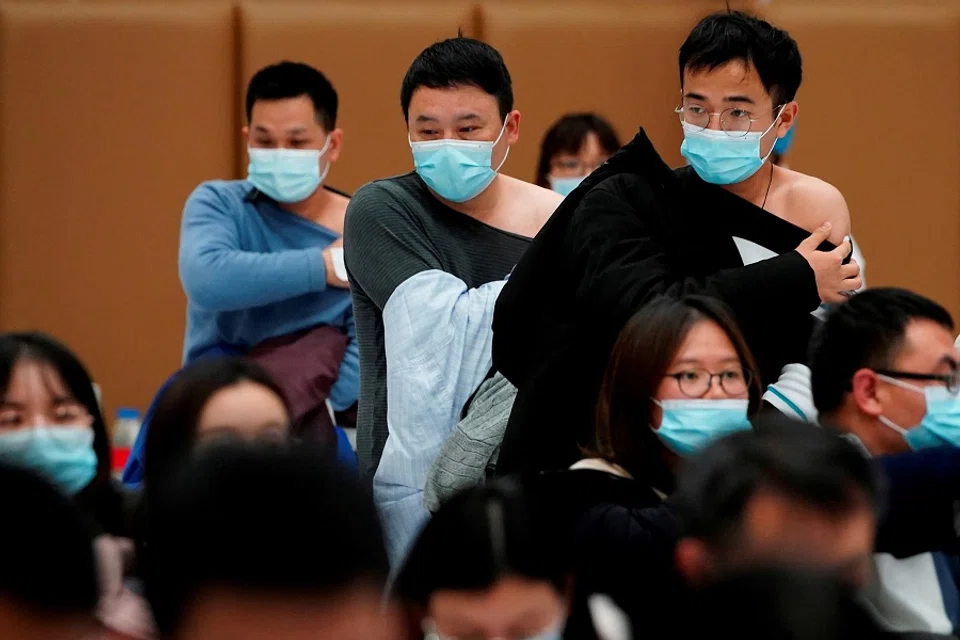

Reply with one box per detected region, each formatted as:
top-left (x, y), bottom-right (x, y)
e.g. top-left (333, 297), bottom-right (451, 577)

top-left (875, 369), bottom-right (960, 394)
top-left (665, 367), bottom-right (754, 398)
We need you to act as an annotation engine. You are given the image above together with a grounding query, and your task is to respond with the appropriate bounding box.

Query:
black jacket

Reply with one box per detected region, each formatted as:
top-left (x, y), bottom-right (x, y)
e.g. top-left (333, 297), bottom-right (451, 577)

top-left (493, 130), bottom-right (825, 476)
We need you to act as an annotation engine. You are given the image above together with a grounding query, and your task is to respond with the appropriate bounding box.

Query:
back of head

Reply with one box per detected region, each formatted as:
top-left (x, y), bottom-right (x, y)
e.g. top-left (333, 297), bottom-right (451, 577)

top-left (679, 10), bottom-right (802, 106)
top-left (682, 567), bottom-right (886, 640)
top-left (144, 440), bottom-right (388, 636)
top-left (401, 36), bottom-right (513, 122)
top-left (674, 414), bottom-right (882, 552)
top-left (245, 60), bottom-right (338, 131)
top-left (0, 462), bottom-right (98, 616)
top-left (810, 288), bottom-right (954, 415)
top-left (394, 480), bottom-right (565, 607)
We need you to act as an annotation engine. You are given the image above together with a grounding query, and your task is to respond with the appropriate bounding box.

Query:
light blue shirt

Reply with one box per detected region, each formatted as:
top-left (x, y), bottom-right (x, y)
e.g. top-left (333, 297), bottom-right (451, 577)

top-left (374, 269), bottom-right (506, 565)
top-left (179, 180), bottom-right (358, 411)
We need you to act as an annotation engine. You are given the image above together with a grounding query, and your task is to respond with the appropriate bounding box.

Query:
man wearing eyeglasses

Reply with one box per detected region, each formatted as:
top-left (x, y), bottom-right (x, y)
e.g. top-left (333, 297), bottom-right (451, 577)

top-left (811, 287), bottom-right (960, 636)
top-left (492, 10), bottom-right (863, 477)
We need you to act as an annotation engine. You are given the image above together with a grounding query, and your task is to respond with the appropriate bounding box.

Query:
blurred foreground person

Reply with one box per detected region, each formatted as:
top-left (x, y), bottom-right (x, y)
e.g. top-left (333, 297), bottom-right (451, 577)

top-left (395, 481), bottom-right (574, 640)
top-left (0, 332), bottom-right (150, 637)
top-left (145, 441), bottom-right (398, 640)
top-left (0, 462), bottom-right (99, 639)
top-left (683, 568), bottom-right (948, 640)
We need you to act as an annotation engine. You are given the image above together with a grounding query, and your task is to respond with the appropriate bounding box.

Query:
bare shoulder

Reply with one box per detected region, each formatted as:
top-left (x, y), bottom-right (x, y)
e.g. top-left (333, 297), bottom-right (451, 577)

top-left (782, 169), bottom-right (851, 243)
top-left (506, 175), bottom-right (564, 231)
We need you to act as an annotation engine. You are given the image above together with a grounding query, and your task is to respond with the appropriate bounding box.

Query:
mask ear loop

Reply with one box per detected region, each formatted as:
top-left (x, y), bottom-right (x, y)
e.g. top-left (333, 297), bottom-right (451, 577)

top-left (760, 104), bottom-right (788, 164)
top-left (491, 117), bottom-right (511, 173)
top-left (876, 373), bottom-right (926, 436)
top-left (317, 135), bottom-right (333, 183)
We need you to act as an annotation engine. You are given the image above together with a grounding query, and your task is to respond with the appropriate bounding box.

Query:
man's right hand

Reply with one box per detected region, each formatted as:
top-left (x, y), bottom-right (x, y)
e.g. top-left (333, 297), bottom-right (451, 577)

top-left (795, 223), bottom-right (861, 304)
top-left (323, 238), bottom-right (349, 289)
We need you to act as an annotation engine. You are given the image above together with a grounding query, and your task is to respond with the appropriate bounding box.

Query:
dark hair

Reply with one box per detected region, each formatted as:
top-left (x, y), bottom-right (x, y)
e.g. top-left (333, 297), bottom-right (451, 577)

top-left (400, 37), bottom-right (513, 123)
top-left (144, 440), bottom-right (388, 635)
top-left (682, 568), bottom-right (888, 640)
top-left (810, 288), bottom-right (955, 414)
top-left (674, 415), bottom-right (882, 554)
top-left (592, 296), bottom-right (762, 491)
top-left (394, 480), bottom-right (567, 608)
top-left (679, 11), bottom-right (802, 107)
top-left (245, 61), bottom-right (338, 131)
top-left (535, 113), bottom-right (622, 187)
top-left (0, 462), bottom-right (98, 615)
top-left (0, 332), bottom-right (110, 490)
top-left (144, 356), bottom-right (290, 495)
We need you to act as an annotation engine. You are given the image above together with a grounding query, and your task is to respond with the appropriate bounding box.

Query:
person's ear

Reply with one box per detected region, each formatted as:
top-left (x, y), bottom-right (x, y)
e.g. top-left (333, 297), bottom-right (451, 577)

top-left (851, 368), bottom-right (884, 418)
top-left (326, 128), bottom-right (344, 163)
top-left (674, 537), bottom-right (713, 587)
top-left (505, 110), bottom-right (521, 146)
top-left (776, 102), bottom-right (799, 138)
top-left (242, 124), bottom-right (251, 145)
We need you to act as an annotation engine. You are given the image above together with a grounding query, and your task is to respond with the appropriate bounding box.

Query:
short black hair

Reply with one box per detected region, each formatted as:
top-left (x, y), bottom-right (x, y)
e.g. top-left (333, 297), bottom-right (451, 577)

top-left (245, 61), bottom-right (338, 131)
top-left (394, 480), bottom-right (567, 607)
top-left (0, 462), bottom-right (98, 615)
top-left (810, 288), bottom-right (955, 414)
top-left (144, 441), bottom-right (388, 636)
top-left (679, 11), bottom-right (802, 107)
top-left (400, 37), bottom-right (513, 123)
top-left (674, 415), bottom-right (882, 553)
top-left (535, 113), bottom-right (622, 187)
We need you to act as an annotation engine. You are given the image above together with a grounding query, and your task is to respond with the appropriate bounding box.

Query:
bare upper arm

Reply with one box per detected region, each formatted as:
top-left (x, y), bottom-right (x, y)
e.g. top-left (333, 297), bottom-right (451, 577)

top-left (790, 176), bottom-right (851, 245)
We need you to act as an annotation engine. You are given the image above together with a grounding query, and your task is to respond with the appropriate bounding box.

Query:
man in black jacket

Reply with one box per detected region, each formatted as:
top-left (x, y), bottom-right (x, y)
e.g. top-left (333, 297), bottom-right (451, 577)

top-left (492, 10), bottom-right (862, 476)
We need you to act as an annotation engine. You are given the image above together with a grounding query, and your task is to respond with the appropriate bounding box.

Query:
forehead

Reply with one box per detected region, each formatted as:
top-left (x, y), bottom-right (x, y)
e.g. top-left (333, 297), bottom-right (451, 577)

top-left (682, 59), bottom-right (772, 104)
top-left (408, 85), bottom-right (500, 120)
top-left (555, 132), bottom-right (604, 159)
top-left (2, 358), bottom-right (70, 400)
top-left (892, 318), bottom-right (959, 368)
top-left (429, 577), bottom-right (560, 622)
top-left (249, 96), bottom-right (322, 129)
top-left (673, 320), bottom-right (738, 361)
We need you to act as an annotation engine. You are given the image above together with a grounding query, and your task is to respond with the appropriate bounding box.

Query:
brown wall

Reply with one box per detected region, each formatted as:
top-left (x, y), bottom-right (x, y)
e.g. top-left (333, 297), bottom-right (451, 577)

top-left (0, 0), bottom-right (956, 423)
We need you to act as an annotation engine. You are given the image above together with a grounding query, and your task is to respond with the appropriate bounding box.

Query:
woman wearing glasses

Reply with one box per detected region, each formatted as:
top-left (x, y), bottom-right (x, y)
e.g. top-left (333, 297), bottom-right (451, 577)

top-left (523, 295), bottom-right (761, 637)
top-left (586, 295), bottom-right (759, 478)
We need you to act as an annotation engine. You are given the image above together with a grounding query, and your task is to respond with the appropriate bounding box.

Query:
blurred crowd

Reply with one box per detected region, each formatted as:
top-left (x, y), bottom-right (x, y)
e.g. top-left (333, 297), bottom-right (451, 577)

top-left (3, 7), bottom-right (960, 640)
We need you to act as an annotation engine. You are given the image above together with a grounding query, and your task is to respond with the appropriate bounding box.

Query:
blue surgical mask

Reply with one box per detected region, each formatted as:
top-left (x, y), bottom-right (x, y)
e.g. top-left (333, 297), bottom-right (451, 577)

top-left (680, 108), bottom-right (783, 185)
top-left (652, 398), bottom-right (752, 456)
top-left (247, 137), bottom-right (331, 203)
top-left (0, 425), bottom-right (98, 494)
top-left (549, 175), bottom-right (584, 197)
top-left (878, 377), bottom-right (960, 449)
top-left (410, 122), bottom-right (509, 203)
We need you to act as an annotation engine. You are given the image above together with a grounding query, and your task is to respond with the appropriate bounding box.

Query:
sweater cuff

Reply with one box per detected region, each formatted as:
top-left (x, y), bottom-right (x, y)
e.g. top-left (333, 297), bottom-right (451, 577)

top-left (306, 248), bottom-right (327, 292)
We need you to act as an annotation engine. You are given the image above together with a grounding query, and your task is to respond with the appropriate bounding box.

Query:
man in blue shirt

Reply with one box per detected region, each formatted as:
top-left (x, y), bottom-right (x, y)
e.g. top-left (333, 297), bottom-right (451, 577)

top-left (122, 62), bottom-right (356, 484)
